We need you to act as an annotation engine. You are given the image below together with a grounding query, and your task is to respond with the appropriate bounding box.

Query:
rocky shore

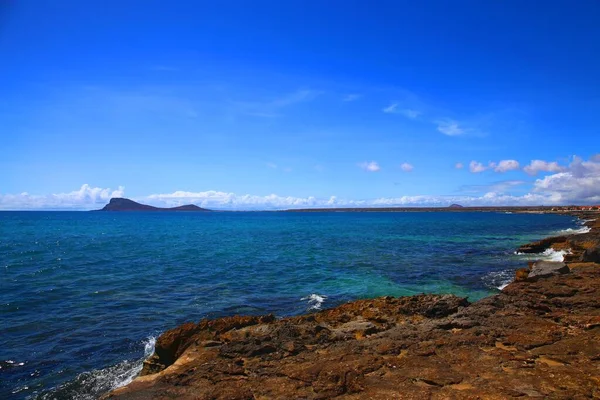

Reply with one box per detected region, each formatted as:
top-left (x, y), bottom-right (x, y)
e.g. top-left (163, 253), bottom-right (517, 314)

top-left (106, 212), bottom-right (600, 399)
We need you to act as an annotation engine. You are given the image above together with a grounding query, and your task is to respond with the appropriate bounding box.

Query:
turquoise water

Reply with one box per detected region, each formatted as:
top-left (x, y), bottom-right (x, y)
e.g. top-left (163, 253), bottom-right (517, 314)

top-left (0, 211), bottom-right (577, 399)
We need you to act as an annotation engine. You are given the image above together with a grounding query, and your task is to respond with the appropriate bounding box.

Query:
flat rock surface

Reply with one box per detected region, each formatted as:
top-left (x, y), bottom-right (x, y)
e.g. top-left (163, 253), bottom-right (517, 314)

top-left (527, 261), bottom-right (570, 281)
top-left (106, 213), bottom-right (600, 399)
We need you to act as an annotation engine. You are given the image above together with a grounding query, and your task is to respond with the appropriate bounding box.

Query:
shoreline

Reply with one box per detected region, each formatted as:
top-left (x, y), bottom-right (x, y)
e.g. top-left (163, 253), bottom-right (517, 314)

top-left (105, 212), bottom-right (600, 399)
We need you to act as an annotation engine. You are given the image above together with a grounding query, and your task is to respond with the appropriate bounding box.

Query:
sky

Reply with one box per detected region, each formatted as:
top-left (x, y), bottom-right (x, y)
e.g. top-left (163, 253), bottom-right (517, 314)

top-left (1, 0), bottom-right (599, 210)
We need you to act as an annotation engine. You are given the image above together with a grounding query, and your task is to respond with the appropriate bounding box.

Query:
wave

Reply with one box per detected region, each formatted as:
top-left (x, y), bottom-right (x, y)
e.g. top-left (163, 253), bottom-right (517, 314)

top-left (481, 270), bottom-right (514, 291)
top-left (539, 248), bottom-right (570, 262)
top-left (489, 247), bottom-right (573, 291)
top-left (515, 248), bottom-right (570, 262)
top-left (301, 294), bottom-right (327, 311)
top-left (35, 336), bottom-right (156, 400)
top-left (555, 226), bottom-right (591, 235)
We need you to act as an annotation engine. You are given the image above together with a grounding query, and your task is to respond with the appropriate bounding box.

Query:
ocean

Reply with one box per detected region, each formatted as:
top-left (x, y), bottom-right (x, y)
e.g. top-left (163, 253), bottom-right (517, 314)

top-left (0, 211), bottom-right (581, 399)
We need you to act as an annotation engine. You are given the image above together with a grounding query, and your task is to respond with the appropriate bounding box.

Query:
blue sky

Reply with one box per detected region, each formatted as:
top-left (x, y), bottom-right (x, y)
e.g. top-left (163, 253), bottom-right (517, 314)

top-left (1, 1), bottom-right (599, 210)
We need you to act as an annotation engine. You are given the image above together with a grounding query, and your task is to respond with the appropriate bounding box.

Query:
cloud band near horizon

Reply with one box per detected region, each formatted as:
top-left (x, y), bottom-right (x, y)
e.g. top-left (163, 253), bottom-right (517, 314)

top-left (1, 155), bottom-right (598, 210)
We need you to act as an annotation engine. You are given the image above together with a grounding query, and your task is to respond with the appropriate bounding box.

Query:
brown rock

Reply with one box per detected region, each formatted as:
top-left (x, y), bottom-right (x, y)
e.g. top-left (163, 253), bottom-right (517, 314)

top-left (515, 267), bottom-right (530, 281)
top-left (105, 214), bottom-right (600, 400)
top-left (516, 235), bottom-right (569, 254)
top-left (526, 261), bottom-right (570, 281)
top-left (580, 247), bottom-right (600, 263)
top-left (105, 264), bottom-right (600, 400)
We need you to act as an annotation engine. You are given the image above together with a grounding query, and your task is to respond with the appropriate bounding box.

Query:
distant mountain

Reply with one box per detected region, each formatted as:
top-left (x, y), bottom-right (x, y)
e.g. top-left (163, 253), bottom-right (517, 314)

top-left (448, 204), bottom-right (464, 208)
top-left (98, 198), bottom-right (210, 212)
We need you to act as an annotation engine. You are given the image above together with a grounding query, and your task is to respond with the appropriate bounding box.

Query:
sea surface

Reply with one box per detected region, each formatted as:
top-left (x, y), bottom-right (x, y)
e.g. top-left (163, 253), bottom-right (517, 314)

top-left (0, 211), bottom-right (582, 399)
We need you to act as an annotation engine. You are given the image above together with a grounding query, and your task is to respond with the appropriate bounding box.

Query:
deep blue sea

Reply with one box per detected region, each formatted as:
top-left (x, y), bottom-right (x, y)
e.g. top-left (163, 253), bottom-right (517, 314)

top-left (0, 211), bottom-right (581, 399)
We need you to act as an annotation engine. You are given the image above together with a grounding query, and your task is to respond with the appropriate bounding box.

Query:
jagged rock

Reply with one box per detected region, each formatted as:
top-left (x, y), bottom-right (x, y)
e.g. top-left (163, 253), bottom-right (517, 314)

top-left (580, 247), bottom-right (600, 263)
top-left (514, 267), bottom-right (530, 281)
top-left (141, 315), bottom-right (275, 375)
top-left (516, 236), bottom-right (568, 253)
top-left (527, 261), bottom-right (570, 281)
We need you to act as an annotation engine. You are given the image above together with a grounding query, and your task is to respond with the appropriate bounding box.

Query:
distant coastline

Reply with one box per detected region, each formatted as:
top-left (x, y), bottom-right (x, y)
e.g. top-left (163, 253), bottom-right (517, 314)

top-left (96, 198), bottom-right (599, 213)
top-left (283, 205), bottom-right (598, 213)
top-left (97, 198), bottom-right (210, 212)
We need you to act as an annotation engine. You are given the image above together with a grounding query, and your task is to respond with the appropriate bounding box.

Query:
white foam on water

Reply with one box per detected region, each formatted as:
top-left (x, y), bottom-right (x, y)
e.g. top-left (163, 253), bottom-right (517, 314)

top-left (301, 294), bottom-right (327, 311)
top-left (482, 270), bottom-right (514, 291)
top-left (12, 385), bottom-right (29, 394)
top-left (515, 248), bottom-right (571, 262)
top-left (143, 336), bottom-right (156, 358)
top-left (36, 336), bottom-right (156, 400)
top-left (555, 226), bottom-right (591, 235)
top-left (540, 248), bottom-right (570, 262)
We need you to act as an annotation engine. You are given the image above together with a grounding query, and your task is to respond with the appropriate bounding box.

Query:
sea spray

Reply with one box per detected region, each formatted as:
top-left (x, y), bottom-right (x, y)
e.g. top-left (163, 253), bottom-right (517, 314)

top-left (36, 336), bottom-right (156, 400)
top-left (515, 248), bottom-right (570, 262)
top-left (555, 226), bottom-right (591, 235)
top-left (301, 294), bottom-right (328, 311)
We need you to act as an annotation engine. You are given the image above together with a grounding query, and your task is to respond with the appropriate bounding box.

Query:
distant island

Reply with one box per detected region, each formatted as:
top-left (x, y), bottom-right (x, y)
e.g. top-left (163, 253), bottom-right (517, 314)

top-left (97, 198), bottom-right (210, 212)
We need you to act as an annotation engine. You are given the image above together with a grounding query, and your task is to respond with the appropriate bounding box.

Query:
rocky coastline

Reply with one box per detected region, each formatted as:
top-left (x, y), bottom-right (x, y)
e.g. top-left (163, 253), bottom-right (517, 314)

top-left (106, 212), bottom-right (600, 399)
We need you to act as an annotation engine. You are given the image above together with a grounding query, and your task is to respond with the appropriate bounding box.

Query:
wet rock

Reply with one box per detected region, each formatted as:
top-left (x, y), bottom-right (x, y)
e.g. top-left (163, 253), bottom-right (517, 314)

top-left (394, 294), bottom-right (469, 318)
top-left (527, 261), bottom-right (570, 281)
top-left (580, 247), bottom-right (600, 263)
top-left (516, 236), bottom-right (568, 253)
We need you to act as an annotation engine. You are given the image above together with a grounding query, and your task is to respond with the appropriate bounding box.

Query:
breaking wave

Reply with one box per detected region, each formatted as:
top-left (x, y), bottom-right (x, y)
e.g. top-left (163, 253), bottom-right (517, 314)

top-left (301, 294), bottom-right (327, 311)
top-left (515, 248), bottom-right (570, 262)
top-left (555, 226), bottom-right (591, 235)
top-left (35, 336), bottom-right (156, 400)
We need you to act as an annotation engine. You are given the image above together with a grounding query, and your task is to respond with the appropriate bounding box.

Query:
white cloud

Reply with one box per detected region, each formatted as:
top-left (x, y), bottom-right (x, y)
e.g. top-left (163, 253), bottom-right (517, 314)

top-left (147, 190), bottom-right (324, 210)
top-left (145, 189), bottom-right (544, 210)
top-left (382, 103), bottom-right (398, 113)
top-left (469, 161), bottom-right (488, 173)
top-left (266, 162), bottom-right (278, 169)
top-left (469, 159), bottom-right (520, 173)
top-left (0, 187), bottom-right (557, 211)
top-left (436, 120), bottom-right (465, 136)
top-left (523, 160), bottom-right (566, 176)
top-left (0, 184), bottom-right (125, 210)
top-left (400, 162), bottom-right (414, 172)
top-left (343, 94), bottom-right (361, 102)
top-left (4, 156), bottom-right (599, 211)
top-left (455, 162), bottom-right (464, 169)
top-left (399, 109), bottom-right (420, 119)
top-left (494, 159), bottom-right (520, 172)
top-left (382, 103), bottom-right (420, 118)
top-left (358, 161), bottom-right (381, 172)
top-left (145, 190), bottom-right (566, 209)
top-left (532, 156), bottom-right (600, 203)
top-left (591, 154), bottom-right (600, 162)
